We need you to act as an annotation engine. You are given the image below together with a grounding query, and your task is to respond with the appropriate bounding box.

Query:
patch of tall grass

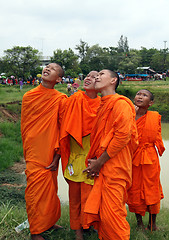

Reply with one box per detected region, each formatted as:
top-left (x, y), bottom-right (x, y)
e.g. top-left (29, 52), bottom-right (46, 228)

top-left (0, 121), bottom-right (23, 171)
top-left (0, 201), bottom-right (169, 240)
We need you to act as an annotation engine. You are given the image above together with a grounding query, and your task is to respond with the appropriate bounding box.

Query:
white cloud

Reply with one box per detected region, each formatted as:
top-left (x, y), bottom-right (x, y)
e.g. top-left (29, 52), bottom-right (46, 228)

top-left (0, 0), bottom-right (169, 56)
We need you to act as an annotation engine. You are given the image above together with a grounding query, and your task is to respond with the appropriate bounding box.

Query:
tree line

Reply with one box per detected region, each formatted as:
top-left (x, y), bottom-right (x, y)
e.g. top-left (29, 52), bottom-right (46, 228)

top-left (0, 35), bottom-right (169, 79)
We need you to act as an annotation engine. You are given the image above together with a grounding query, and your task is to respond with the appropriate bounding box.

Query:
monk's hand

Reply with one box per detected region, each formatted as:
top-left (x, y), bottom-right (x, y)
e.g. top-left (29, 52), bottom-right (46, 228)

top-left (83, 158), bottom-right (101, 178)
top-left (134, 105), bottom-right (139, 113)
top-left (45, 153), bottom-right (60, 171)
top-left (83, 151), bottom-right (110, 177)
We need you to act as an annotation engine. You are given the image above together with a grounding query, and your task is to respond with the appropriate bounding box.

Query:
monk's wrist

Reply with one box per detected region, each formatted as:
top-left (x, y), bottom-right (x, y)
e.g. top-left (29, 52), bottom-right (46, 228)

top-left (98, 151), bottom-right (110, 166)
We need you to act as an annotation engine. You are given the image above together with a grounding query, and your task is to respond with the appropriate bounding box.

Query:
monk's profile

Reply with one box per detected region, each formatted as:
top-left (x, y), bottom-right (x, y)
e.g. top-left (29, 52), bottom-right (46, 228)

top-left (21, 63), bottom-right (67, 240)
top-left (83, 69), bottom-right (138, 240)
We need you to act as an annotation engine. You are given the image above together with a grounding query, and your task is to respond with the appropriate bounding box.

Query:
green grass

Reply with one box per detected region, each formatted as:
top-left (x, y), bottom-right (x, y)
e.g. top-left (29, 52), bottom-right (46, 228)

top-left (0, 201), bottom-right (169, 240)
top-left (1, 166), bottom-right (168, 240)
top-left (127, 208), bottom-right (169, 240)
top-left (0, 81), bottom-right (169, 239)
top-left (0, 83), bottom-right (73, 104)
top-left (0, 121), bottom-right (23, 171)
top-left (117, 79), bottom-right (169, 122)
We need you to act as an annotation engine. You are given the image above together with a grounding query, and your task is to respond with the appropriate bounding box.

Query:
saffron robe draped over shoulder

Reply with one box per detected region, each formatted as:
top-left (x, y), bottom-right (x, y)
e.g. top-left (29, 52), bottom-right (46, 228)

top-left (21, 84), bottom-right (67, 234)
top-left (127, 111), bottom-right (165, 214)
top-left (60, 90), bottom-right (100, 230)
top-left (84, 94), bottom-right (138, 240)
top-left (60, 90), bottom-right (101, 174)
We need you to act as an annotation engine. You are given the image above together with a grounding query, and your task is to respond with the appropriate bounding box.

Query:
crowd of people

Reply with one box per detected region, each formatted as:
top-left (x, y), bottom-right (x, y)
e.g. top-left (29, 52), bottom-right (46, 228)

top-left (20, 63), bottom-right (165, 240)
top-left (0, 76), bottom-right (42, 87)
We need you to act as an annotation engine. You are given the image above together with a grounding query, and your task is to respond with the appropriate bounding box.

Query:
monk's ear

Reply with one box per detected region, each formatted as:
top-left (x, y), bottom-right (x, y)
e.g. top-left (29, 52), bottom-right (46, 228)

top-left (111, 77), bottom-right (117, 86)
top-left (56, 77), bottom-right (62, 84)
top-left (149, 100), bottom-right (154, 107)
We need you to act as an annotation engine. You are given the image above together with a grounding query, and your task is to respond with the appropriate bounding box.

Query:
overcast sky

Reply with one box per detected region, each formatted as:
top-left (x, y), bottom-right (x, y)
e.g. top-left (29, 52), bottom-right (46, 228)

top-left (1, 0), bottom-right (169, 57)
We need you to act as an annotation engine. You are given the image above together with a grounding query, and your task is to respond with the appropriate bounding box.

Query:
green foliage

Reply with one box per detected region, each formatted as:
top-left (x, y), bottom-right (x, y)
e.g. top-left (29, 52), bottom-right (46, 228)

top-left (0, 200), bottom-right (169, 239)
top-left (117, 79), bottom-right (169, 122)
top-left (5, 103), bottom-right (22, 115)
top-left (117, 35), bottom-right (129, 53)
top-left (1, 37), bottom-right (169, 80)
top-left (51, 48), bottom-right (81, 77)
top-left (1, 46), bottom-right (41, 80)
top-left (128, 209), bottom-right (169, 240)
top-left (0, 121), bottom-right (23, 171)
top-left (75, 39), bottom-right (89, 61)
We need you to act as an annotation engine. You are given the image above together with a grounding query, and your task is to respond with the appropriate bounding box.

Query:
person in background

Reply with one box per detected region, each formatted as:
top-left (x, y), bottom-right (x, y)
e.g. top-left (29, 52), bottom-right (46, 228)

top-left (127, 89), bottom-right (165, 231)
top-left (19, 78), bottom-right (23, 90)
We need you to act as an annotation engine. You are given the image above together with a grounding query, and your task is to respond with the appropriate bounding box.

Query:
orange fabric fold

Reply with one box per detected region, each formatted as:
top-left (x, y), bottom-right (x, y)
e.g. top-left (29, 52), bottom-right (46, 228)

top-left (60, 90), bottom-right (100, 173)
top-left (21, 84), bottom-right (67, 234)
top-left (127, 111), bottom-right (165, 215)
top-left (67, 180), bottom-right (93, 230)
top-left (84, 94), bottom-right (138, 240)
top-left (60, 90), bottom-right (100, 230)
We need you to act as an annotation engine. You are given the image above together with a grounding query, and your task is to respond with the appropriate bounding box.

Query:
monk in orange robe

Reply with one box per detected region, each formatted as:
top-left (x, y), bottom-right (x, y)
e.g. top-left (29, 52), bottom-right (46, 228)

top-left (21, 63), bottom-right (67, 240)
top-left (127, 89), bottom-right (165, 231)
top-left (83, 70), bottom-right (138, 240)
top-left (60, 71), bottom-right (100, 240)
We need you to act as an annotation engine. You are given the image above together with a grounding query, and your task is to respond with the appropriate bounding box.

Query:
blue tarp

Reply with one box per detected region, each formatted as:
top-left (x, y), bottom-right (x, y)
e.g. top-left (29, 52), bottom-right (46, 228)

top-left (125, 74), bottom-right (148, 77)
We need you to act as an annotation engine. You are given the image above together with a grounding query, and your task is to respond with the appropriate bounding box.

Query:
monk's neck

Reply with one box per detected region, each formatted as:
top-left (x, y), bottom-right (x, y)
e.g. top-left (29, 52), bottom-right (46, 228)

top-left (101, 89), bottom-right (116, 97)
top-left (85, 90), bottom-right (98, 99)
top-left (136, 108), bottom-right (148, 120)
top-left (42, 81), bottom-right (55, 89)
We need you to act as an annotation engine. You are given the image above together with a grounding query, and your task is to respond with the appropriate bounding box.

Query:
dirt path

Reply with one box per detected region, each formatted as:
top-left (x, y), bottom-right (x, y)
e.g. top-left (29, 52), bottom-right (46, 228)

top-left (0, 101), bottom-right (21, 123)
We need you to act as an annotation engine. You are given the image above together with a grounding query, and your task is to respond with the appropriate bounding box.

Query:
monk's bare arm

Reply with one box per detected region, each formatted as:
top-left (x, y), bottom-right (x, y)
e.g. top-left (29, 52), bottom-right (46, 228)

top-left (45, 152), bottom-right (60, 171)
top-left (83, 151), bottom-right (110, 177)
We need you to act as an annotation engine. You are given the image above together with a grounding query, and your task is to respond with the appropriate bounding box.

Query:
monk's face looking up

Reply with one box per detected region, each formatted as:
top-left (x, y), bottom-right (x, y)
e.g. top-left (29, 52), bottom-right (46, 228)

top-left (83, 71), bottom-right (98, 91)
top-left (42, 63), bottom-right (62, 84)
top-left (95, 70), bottom-right (116, 92)
top-left (134, 90), bottom-right (153, 108)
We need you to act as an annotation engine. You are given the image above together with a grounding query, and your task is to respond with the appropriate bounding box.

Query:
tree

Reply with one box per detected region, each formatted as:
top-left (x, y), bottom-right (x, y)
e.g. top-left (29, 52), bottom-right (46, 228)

top-left (75, 39), bottom-right (89, 62)
top-left (83, 44), bottom-right (109, 72)
top-left (1, 46), bottom-right (41, 79)
top-left (103, 47), bottom-right (120, 71)
top-left (117, 35), bottom-right (129, 53)
top-left (51, 48), bottom-right (81, 77)
top-left (118, 50), bottom-right (141, 73)
top-left (151, 49), bottom-right (169, 72)
top-left (139, 47), bottom-right (158, 68)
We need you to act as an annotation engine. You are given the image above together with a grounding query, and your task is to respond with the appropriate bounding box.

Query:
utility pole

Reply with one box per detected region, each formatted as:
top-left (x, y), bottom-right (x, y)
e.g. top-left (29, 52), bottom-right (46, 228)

top-left (163, 41), bottom-right (167, 72)
top-left (164, 41), bottom-right (167, 50)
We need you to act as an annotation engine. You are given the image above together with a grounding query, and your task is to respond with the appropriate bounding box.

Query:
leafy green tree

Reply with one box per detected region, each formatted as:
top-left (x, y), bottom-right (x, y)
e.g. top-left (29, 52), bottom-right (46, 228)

top-left (118, 50), bottom-right (141, 73)
top-left (1, 46), bottom-right (41, 79)
top-left (75, 39), bottom-right (89, 62)
top-left (117, 35), bottom-right (129, 53)
top-left (151, 49), bottom-right (169, 72)
top-left (75, 40), bottom-right (90, 75)
top-left (81, 44), bottom-right (112, 74)
top-left (138, 47), bottom-right (159, 68)
top-left (51, 48), bottom-right (81, 77)
top-left (103, 47), bottom-right (121, 71)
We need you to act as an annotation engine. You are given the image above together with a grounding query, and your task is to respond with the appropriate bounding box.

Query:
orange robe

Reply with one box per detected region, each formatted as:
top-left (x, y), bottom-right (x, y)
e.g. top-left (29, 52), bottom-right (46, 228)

top-left (21, 84), bottom-right (67, 234)
top-left (84, 94), bottom-right (138, 240)
top-left (60, 90), bottom-right (100, 229)
top-left (60, 90), bottom-right (100, 173)
top-left (127, 111), bottom-right (165, 216)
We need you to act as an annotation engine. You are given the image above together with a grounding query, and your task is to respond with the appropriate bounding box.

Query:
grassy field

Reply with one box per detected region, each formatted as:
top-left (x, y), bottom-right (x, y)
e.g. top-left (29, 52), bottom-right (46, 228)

top-left (118, 78), bottom-right (169, 122)
top-left (0, 165), bottom-right (169, 240)
top-left (0, 81), bottom-right (169, 239)
top-left (0, 197), bottom-right (169, 239)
